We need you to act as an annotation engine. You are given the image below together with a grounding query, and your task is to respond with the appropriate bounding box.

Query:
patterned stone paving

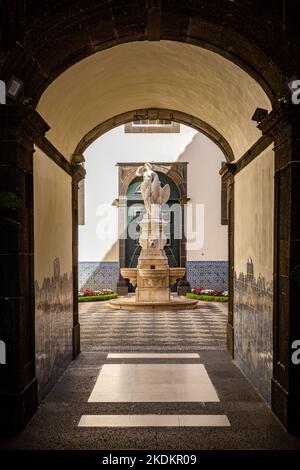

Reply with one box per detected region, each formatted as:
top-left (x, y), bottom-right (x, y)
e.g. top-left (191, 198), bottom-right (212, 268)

top-left (79, 301), bottom-right (227, 351)
top-left (4, 301), bottom-right (300, 450)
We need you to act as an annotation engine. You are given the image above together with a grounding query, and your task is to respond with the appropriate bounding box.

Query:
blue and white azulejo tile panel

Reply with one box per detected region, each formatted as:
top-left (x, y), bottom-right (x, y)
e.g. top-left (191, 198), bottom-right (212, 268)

top-left (79, 262), bottom-right (119, 292)
top-left (186, 261), bottom-right (228, 290)
top-left (79, 260), bottom-right (228, 292)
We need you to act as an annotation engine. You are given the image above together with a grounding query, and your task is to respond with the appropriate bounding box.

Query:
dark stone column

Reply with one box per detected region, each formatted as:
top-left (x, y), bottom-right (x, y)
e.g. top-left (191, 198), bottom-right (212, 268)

top-left (116, 197), bottom-right (129, 295)
top-left (0, 105), bottom-right (49, 434)
top-left (220, 163), bottom-right (236, 358)
top-left (177, 198), bottom-right (191, 296)
top-left (71, 163), bottom-right (85, 358)
top-left (175, 163), bottom-right (190, 294)
top-left (178, 198), bottom-right (188, 268)
top-left (259, 102), bottom-right (300, 434)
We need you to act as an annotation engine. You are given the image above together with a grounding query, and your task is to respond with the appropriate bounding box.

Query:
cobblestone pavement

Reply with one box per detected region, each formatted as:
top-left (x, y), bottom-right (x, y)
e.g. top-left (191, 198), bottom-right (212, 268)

top-left (79, 301), bottom-right (227, 351)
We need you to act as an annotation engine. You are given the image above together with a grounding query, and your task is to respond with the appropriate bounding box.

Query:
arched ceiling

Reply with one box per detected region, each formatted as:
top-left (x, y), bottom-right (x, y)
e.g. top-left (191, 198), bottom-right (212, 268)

top-left (37, 41), bottom-right (271, 161)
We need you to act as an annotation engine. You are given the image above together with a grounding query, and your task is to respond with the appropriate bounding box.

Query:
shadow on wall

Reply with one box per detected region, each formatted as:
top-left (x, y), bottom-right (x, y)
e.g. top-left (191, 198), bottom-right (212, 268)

top-left (177, 132), bottom-right (228, 290)
top-left (176, 131), bottom-right (199, 163)
top-left (234, 259), bottom-right (273, 403)
top-left (35, 258), bottom-right (73, 401)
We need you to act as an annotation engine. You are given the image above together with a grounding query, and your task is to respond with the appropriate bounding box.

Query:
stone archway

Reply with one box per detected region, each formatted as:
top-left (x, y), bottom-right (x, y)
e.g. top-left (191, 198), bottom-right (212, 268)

top-left (1, 1), bottom-right (293, 104)
top-left (1, 2), bottom-right (300, 435)
top-left (73, 109), bottom-right (234, 163)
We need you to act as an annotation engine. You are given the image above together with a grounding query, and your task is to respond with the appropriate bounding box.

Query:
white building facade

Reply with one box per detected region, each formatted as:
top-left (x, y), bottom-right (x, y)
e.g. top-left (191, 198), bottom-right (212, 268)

top-left (78, 122), bottom-right (228, 292)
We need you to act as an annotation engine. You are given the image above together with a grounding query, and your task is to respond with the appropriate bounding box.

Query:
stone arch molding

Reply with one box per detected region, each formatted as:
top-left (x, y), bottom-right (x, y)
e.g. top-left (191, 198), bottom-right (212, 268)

top-left (73, 108), bottom-right (235, 163)
top-left (1, 1), bottom-right (300, 437)
top-left (1, 0), bottom-right (293, 104)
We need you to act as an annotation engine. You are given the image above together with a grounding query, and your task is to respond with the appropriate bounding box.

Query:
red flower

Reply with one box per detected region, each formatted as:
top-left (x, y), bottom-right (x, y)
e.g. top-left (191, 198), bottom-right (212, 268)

top-left (83, 289), bottom-right (96, 296)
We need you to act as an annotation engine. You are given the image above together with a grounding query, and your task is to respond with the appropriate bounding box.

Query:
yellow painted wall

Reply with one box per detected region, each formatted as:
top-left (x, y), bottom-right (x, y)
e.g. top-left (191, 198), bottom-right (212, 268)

top-left (34, 147), bottom-right (72, 284)
top-left (234, 144), bottom-right (274, 402)
top-left (234, 145), bottom-right (274, 281)
top-left (33, 146), bottom-right (73, 399)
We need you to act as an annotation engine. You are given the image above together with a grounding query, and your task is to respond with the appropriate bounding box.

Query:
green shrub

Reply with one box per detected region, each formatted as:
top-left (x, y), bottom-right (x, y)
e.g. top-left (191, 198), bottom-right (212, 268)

top-left (78, 293), bottom-right (118, 302)
top-left (186, 293), bottom-right (228, 302)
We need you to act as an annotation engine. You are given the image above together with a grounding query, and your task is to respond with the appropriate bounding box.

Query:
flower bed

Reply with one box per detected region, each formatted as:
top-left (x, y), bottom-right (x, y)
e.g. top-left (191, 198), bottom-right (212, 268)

top-left (187, 288), bottom-right (228, 302)
top-left (78, 289), bottom-right (118, 302)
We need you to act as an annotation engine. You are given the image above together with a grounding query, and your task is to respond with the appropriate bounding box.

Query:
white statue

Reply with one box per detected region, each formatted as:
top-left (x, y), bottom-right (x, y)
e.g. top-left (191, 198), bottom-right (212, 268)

top-left (136, 163), bottom-right (170, 215)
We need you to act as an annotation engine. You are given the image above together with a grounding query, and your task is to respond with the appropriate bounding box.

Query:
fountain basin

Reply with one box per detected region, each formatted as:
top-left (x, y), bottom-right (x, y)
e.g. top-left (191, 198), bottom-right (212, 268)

top-left (138, 268), bottom-right (167, 278)
top-left (120, 268), bottom-right (137, 287)
top-left (121, 266), bottom-right (186, 290)
top-left (169, 267), bottom-right (186, 285)
top-left (108, 295), bottom-right (198, 311)
top-left (115, 265), bottom-right (196, 308)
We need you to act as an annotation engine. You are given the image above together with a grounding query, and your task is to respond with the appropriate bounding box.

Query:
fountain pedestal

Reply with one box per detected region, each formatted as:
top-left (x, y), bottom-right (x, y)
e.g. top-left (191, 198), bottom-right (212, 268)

top-left (135, 214), bottom-right (171, 302)
top-left (109, 216), bottom-right (197, 310)
top-left (108, 164), bottom-right (197, 311)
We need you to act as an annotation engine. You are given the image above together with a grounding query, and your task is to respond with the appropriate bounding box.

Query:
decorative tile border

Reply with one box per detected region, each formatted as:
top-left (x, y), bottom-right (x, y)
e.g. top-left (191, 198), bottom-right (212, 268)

top-left (186, 261), bottom-right (228, 290)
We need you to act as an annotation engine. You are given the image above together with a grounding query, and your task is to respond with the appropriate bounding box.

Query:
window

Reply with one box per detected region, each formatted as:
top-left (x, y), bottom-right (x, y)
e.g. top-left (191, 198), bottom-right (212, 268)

top-left (124, 120), bottom-right (180, 134)
top-left (132, 119), bottom-right (172, 126)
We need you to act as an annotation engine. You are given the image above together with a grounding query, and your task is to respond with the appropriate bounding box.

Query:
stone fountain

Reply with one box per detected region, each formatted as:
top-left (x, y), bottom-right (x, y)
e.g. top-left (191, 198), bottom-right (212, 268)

top-left (109, 163), bottom-right (197, 311)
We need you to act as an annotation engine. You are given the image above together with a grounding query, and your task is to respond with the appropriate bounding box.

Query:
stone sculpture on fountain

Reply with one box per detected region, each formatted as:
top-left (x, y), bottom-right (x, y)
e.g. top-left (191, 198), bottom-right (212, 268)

top-left (109, 163), bottom-right (197, 310)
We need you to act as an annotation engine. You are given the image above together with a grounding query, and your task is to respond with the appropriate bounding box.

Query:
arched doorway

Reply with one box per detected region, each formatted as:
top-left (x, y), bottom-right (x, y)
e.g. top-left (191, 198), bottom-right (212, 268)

top-left (32, 39), bottom-right (274, 412)
top-left (0, 2), bottom-right (299, 435)
top-left (125, 172), bottom-right (181, 273)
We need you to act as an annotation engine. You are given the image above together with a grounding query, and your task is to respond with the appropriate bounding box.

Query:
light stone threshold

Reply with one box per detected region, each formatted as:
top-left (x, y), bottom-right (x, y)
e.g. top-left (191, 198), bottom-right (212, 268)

top-left (88, 364), bottom-right (219, 403)
top-left (107, 353), bottom-right (200, 359)
top-left (78, 414), bottom-right (230, 427)
top-left (84, 346), bottom-right (224, 351)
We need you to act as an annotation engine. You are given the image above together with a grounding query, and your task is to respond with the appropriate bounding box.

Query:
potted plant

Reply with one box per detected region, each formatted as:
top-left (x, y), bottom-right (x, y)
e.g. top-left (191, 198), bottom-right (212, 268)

top-left (177, 279), bottom-right (191, 296)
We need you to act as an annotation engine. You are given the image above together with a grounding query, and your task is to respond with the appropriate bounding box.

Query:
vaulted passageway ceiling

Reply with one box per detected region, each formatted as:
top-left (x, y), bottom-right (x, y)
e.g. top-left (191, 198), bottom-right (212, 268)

top-left (37, 41), bottom-right (271, 161)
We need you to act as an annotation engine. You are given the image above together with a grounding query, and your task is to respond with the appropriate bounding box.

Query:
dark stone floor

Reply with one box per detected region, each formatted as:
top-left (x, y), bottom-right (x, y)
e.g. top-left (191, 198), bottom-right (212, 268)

top-left (2, 302), bottom-right (300, 450)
